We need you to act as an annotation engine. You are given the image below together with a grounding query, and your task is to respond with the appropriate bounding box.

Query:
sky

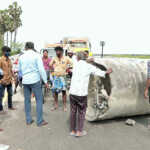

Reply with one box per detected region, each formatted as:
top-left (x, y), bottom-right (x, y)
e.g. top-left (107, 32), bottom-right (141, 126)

top-left (1, 0), bottom-right (150, 54)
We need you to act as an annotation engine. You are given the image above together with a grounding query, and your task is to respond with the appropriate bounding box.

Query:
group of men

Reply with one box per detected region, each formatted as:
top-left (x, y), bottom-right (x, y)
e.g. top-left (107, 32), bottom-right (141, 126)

top-left (0, 41), bottom-right (113, 137)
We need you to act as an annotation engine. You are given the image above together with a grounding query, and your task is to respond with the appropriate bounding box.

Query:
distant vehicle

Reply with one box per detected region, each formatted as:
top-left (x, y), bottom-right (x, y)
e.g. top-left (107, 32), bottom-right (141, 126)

top-left (41, 43), bottom-right (64, 58)
top-left (62, 37), bottom-right (92, 55)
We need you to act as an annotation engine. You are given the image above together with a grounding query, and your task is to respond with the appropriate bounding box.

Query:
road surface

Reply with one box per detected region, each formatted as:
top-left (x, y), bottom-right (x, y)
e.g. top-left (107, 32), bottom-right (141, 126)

top-left (1, 90), bottom-right (150, 150)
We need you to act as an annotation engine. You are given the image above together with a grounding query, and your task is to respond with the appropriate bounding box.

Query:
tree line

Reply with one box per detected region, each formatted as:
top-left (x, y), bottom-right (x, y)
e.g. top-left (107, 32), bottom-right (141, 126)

top-left (0, 1), bottom-right (22, 51)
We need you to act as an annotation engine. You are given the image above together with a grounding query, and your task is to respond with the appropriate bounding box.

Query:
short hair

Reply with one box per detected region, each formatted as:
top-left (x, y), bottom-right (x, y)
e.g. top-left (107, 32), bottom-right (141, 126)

top-left (2, 46), bottom-right (11, 52)
top-left (55, 46), bottom-right (63, 52)
top-left (77, 52), bottom-right (86, 60)
top-left (25, 42), bottom-right (34, 50)
top-left (43, 49), bottom-right (48, 53)
top-left (85, 50), bottom-right (89, 54)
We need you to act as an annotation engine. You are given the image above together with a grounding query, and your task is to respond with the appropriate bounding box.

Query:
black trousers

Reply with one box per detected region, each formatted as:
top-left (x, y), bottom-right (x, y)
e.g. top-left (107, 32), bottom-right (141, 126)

top-left (70, 94), bottom-right (87, 132)
top-left (0, 83), bottom-right (13, 111)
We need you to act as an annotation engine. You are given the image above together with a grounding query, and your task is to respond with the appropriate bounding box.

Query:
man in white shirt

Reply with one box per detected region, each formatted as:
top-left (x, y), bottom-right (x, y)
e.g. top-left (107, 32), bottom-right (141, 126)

top-left (69, 52), bottom-right (113, 137)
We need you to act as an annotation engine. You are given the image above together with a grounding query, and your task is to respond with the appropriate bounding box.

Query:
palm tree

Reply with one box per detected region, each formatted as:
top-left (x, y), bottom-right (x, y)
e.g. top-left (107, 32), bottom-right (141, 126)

top-left (8, 2), bottom-right (22, 45)
top-left (0, 1), bottom-right (22, 49)
top-left (0, 10), bottom-right (8, 46)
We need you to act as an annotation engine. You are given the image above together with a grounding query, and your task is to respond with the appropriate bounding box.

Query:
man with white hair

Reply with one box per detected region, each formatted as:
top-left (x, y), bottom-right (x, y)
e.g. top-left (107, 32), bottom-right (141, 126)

top-left (69, 52), bottom-right (113, 137)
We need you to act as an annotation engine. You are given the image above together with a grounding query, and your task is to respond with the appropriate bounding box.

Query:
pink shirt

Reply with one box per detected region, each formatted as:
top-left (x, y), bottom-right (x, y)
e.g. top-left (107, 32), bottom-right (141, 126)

top-left (42, 57), bottom-right (51, 71)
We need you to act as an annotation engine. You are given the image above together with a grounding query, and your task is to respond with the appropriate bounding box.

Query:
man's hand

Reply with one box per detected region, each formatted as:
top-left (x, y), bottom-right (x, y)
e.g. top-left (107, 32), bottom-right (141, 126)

top-left (86, 58), bottom-right (94, 63)
top-left (144, 88), bottom-right (149, 99)
top-left (106, 68), bottom-right (113, 74)
top-left (45, 83), bottom-right (49, 89)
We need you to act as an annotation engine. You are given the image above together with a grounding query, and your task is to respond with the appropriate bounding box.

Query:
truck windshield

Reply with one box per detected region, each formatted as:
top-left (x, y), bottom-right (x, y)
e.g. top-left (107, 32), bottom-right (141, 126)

top-left (69, 41), bottom-right (87, 48)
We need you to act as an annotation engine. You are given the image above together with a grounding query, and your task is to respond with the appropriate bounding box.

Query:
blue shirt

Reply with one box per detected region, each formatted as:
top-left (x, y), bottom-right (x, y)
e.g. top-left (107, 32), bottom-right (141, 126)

top-left (19, 50), bottom-right (47, 84)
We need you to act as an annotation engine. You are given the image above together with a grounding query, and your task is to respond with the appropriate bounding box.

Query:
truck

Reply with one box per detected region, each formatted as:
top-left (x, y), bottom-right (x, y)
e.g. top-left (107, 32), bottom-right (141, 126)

top-left (62, 37), bottom-right (92, 55)
top-left (40, 43), bottom-right (64, 58)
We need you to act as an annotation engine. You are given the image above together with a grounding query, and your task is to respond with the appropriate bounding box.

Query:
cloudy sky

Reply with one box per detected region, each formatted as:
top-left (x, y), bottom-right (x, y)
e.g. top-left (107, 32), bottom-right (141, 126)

top-left (1, 0), bottom-right (150, 54)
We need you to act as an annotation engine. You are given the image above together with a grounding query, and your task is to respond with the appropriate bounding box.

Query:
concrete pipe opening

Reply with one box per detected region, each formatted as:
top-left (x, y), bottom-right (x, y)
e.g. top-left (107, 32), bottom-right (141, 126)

top-left (87, 62), bottom-right (112, 121)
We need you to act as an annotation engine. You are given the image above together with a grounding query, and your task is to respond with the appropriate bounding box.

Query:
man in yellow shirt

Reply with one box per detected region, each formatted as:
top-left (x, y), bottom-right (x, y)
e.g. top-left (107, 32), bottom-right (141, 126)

top-left (50, 46), bottom-right (72, 112)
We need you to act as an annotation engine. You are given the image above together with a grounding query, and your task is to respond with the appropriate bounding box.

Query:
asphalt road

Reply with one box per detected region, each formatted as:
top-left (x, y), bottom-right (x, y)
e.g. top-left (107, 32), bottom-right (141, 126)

top-left (1, 90), bottom-right (150, 150)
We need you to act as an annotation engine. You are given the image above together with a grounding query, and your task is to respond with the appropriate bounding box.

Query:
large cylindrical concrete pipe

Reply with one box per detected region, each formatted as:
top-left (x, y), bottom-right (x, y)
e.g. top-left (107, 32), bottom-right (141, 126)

top-left (86, 58), bottom-right (150, 121)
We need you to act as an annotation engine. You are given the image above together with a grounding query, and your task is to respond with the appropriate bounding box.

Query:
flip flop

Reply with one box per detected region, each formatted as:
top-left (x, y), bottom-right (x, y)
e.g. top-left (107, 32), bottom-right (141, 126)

top-left (38, 121), bottom-right (48, 127)
top-left (27, 120), bottom-right (34, 125)
top-left (76, 131), bottom-right (87, 137)
top-left (51, 107), bottom-right (57, 111)
top-left (70, 132), bottom-right (76, 136)
top-left (64, 108), bottom-right (67, 112)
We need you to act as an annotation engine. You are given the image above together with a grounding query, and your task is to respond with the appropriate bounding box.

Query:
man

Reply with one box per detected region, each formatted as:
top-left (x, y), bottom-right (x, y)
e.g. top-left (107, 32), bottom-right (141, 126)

top-left (19, 42), bottom-right (48, 126)
top-left (69, 52), bottom-right (113, 137)
top-left (42, 49), bottom-right (52, 81)
top-left (50, 46), bottom-right (72, 112)
top-left (0, 46), bottom-right (16, 114)
top-left (84, 50), bottom-right (89, 59)
top-left (13, 58), bottom-right (19, 94)
top-left (67, 50), bottom-right (74, 59)
top-left (66, 50), bottom-right (74, 79)
top-left (144, 61), bottom-right (150, 100)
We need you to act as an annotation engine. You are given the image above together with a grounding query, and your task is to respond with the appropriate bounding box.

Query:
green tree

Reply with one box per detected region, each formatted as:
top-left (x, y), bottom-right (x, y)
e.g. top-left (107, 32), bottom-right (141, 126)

top-left (8, 2), bottom-right (22, 45)
top-left (0, 1), bottom-right (22, 51)
top-left (0, 10), bottom-right (8, 48)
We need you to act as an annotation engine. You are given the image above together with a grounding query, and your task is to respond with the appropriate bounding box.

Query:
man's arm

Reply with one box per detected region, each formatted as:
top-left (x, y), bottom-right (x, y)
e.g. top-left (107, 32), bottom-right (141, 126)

top-left (144, 61), bottom-right (150, 99)
top-left (10, 61), bottom-right (15, 79)
top-left (37, 56), bottom-right (47, 84)
top-left (89, 64), bottom-right (112, 77)
top-left (49, 58), bottom-right (55, 67)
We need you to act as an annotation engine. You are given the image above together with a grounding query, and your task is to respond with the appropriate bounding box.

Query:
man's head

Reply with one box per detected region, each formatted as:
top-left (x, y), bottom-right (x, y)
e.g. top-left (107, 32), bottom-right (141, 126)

top-left (84, 50), bottom-right (89, 58)
top-left (55, 46), bottom-right (64, 58)
top-left (67, 51), bottom-right (73, 58)
top-left (25, 42), bottom-right (34, 50)
top-left (2, 46), bottom-right (11, 58)
top-left (77, 52), bottom-right (86, 61)
top-left (43, 49), bottom-right (48, 58)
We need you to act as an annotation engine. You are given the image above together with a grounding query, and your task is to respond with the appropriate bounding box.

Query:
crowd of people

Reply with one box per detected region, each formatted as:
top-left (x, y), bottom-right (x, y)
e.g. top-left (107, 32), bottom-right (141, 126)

top-left (0, 41), bottom-right (117, 137)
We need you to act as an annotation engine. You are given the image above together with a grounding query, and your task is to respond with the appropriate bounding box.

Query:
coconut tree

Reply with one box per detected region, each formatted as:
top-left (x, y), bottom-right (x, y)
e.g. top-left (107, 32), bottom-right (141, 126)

top-left (0, 10), bottom-right (8, 46)
top-left (3, 9), bottom-right (11, 46)
top-left (8, 2), bottom-right (22, 45)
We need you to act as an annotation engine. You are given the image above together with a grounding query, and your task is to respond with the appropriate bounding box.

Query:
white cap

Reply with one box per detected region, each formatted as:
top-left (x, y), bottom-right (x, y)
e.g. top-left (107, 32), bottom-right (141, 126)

top-left (67, 50), bottom-right (73, 53)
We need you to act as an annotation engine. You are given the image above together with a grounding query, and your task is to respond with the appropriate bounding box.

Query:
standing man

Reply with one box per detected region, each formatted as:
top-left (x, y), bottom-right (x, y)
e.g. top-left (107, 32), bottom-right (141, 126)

top-left (67, 50), bottom-right (74, 59)
top-left (42, 49), bottom-right (52, 81)
top-left (69, 52), bottom-right (113, 137)
top-left (50, 46), bottom-right (72, 112)
top-left (19, 42), bottom-right (48, 126)
top-left (144, 61), bottom-right (150, 100)
top-left (13, 58), bottom-right (19, 94)
top-left (0, 46), bottom-right (16, 114)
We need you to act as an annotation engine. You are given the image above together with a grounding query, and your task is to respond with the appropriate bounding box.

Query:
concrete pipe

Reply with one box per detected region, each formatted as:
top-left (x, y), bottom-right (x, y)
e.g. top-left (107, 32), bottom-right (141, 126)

top-left (86, 58), bottom-right (150, 121)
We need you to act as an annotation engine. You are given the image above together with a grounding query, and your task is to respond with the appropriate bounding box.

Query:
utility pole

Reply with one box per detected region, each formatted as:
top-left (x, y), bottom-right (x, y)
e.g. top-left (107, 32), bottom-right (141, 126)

top-left (100, 41), bottom-right (105, 58)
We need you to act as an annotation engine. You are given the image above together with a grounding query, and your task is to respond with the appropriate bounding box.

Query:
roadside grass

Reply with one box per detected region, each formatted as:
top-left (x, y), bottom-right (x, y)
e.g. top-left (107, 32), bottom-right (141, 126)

top-left (109, 54), bottom-right (150, 59)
